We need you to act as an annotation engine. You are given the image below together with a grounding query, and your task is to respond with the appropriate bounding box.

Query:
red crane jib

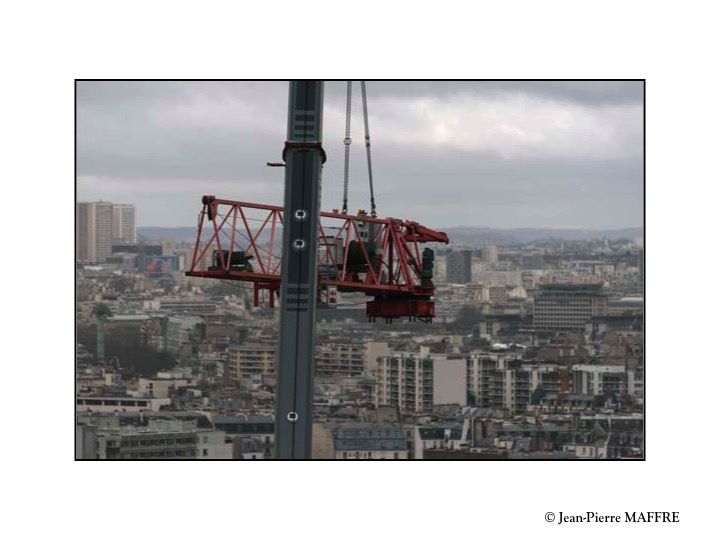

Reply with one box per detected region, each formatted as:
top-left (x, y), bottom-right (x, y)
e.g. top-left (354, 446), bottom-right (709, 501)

top-left (185, 196), bottom-right (449, 321)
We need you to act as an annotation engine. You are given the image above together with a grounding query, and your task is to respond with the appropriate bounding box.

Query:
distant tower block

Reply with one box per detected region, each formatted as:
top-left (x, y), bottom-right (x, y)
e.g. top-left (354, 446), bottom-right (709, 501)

top-left (446, 250), bottom-right (472, 283)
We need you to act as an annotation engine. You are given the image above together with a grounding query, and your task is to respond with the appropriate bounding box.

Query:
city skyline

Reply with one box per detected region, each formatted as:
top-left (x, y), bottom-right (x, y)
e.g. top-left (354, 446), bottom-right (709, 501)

top-left (76, 225), bottom-right (644, 460)
top-left (76, 81), bottom-right (643, 230)
top-left (75, 81), bottom-right (644, 461)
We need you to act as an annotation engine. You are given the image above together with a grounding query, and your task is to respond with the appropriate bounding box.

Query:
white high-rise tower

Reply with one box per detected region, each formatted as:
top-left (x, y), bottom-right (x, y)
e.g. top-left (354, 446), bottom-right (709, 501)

top-left (76, 201), bottom-right (114, 263)
top-left (112, 203), bottom-right (137, 244)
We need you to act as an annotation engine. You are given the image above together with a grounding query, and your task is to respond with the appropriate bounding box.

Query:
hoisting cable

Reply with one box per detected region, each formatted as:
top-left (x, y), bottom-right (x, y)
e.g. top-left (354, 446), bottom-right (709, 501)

top-left (341, 81), bottom-right (352, 214)
top-left (360, 81), bottom-right (377, 217)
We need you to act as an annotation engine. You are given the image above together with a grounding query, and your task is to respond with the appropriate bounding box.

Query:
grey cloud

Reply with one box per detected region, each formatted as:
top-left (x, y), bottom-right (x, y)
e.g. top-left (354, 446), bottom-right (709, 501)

top-left (76, 80), bottom-right (643, 229)
top-left (323, 80), bottom-right (643, 105)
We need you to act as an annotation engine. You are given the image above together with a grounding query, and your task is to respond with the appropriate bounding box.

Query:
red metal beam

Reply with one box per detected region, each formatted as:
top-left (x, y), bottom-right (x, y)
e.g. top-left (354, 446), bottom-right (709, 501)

top-left (186, 196), bottom-right (448, 320)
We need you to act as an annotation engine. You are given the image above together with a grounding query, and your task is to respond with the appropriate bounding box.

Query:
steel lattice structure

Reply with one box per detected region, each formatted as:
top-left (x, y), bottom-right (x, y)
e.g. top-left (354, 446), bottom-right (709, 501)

top-left (185, 195), bottom-right (449, 321)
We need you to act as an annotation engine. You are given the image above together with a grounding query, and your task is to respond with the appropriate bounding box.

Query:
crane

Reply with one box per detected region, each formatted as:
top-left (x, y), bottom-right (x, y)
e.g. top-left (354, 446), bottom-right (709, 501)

top-left (273, 81), bottom-right (324, 459)
top-left (185, 81), bottom-right (449, 458)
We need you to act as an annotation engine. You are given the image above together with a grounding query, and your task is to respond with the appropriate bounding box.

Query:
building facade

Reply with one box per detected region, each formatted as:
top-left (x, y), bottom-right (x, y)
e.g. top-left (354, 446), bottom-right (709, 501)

top-left (315, 340), bottom-right (366, 378)
top-left (533, 283), bottom-right (608, 331)
top-left (77, 201), bottom-right (136, 263)
top-left (227, 344), bottom-right (277, 381)
top-left (76, 201), bottom-right (114, 263)
top-left (375, 352), bottom-right (467, 413)
top-left (332, 424), bottom-right (409, 459)
top-left (93, 420), bottom-right (231, 459)
top-left (446, 250), bottom-right (472, 283)
top-left (112, 203), bottom-right (137, 244)
top-left (166, 315), bottom-right (204, 356)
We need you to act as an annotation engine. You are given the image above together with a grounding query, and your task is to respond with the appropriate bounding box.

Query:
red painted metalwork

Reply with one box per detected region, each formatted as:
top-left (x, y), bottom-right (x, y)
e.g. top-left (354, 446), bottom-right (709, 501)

top-left (366, 298), bottom-right (435, 322)
top-left (185, 195), bottom-right (449, 321)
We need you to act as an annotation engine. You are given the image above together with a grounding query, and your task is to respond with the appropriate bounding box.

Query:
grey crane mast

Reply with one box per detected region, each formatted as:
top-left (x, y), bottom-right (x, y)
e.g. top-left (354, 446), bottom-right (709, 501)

top-left (274, 81), bottom-right (325, 459)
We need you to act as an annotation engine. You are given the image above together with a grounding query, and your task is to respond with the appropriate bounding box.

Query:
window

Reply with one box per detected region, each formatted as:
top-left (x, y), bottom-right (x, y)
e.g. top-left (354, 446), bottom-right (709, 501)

top-left (203, 449), bottom-right (208, 456)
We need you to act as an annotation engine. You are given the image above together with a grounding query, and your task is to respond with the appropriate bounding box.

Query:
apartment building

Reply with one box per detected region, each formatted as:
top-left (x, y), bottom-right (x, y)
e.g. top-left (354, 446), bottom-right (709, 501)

top-left (414, 423), bottom-right (468, 459)
top-left (227, 344), bottom-right (277, 380)
top-left (466, 352), bottom-right (642, 413)
top-left (332, 424), bottom-right (409, 459)
top-left (92, 419), bottom-right (231, 459)
top-left (446, 250), bottom-right (472, 283)
top-left (112, 203), bottom-right (137, 244)
top-left (315, 340), bottom-right (366, 378)
top-left (76, 202), bottom-right (136, 263)
top-left (375, 351), bottom-right (466, 413)
top-left (213, 415), bottom-right (274, 458)
top-left (76, 395), bottom-right (171, 412)
top-left (76, 201), bottom-right (114, 263)
top-left (572, 364), bottom-right (643, 400)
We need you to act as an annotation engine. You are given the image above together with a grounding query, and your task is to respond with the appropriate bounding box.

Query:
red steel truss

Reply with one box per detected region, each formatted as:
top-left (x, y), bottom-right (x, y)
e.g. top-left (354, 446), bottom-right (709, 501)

top-left (185, 195), bottom-right (449, 321)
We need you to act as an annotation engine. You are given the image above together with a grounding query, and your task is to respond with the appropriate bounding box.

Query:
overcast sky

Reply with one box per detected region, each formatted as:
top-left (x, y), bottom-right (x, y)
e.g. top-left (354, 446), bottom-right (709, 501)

top-left (76, 80), bottom-right (643, 229)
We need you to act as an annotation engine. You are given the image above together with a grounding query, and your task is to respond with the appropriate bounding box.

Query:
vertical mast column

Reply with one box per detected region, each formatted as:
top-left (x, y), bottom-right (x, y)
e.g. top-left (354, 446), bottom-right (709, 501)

top-left (274, 81), bottom-right (324, 459)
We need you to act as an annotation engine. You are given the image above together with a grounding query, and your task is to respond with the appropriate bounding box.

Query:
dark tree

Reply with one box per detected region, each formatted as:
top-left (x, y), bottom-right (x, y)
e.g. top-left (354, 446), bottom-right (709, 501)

top-left (451, 306), bottom-right (481, 332)
top-left (76, 324), bottom-right (175, 376)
